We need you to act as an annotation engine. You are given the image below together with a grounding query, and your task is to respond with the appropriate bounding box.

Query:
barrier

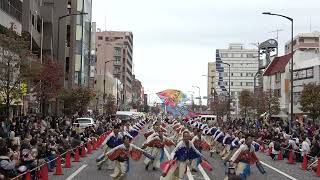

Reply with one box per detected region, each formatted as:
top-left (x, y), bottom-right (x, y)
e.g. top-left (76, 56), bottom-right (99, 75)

top-left (81, 144), bottom-right (87, 157)
top-left (277, 150), bottom-right (283, 160)
top-left (65, 150), bottom-right (72, 168)
top-left (87, 141), bottom-right (92, 154)
top-left (316, 158), bottom-right (320, 176)
top-left (54, 155), bottom-right (63, 175)
top-left (10, 131), bottom-right (110, 180)
top-left (301, 154), bottom-right (308, 170)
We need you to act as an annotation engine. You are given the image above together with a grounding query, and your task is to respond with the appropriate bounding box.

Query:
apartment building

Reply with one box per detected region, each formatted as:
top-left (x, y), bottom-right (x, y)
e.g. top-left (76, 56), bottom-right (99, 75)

top-left (285, 31), bottom-right (320, 54)
top-left (207, 62), bottom-right (216, 106)
top-left (96, 31), bottom-right (134, 110)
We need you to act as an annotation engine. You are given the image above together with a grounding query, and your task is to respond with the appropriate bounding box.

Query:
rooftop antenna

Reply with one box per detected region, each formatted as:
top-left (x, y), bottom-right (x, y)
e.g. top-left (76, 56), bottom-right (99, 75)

top-left (269, 29), bottom-right (284, 42)
top-left (310, 17), bottom-right (312, 32)
top-left (104, 16), bottom-right (107, 31)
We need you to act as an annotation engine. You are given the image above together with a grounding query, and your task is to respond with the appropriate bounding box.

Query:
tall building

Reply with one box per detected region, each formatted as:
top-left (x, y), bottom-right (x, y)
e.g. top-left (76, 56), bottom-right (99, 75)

top-left (96, 31), bottom-right (134, 110)
top-left (39, 0), bottom-right (93, 88)
top-left (132, 77), bottom-right (144, 111)
top-left (0, 0), bottom-right (22, 34)
top-left (285, 31), bottom-right (320, 54)
top-left (216, 43), bottom-right (258, 116)
top-left (207, 62), bottom-right (216, 106)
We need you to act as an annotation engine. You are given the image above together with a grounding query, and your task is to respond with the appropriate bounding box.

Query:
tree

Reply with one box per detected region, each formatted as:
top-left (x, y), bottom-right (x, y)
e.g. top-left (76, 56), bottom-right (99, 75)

top-left (254, 89), bottom-right (267, 116)
top-left (59, 87), bottom-right (96, 116)
top-left (239, 89), bottom-right (254, 119)
top-left (0, 29), bottom-right (35, 117)
top-left (212, 98), bottom-right (228, 118)
top-left (104, 94), bottom-right (117, 115)
top-left (32, 58), bottom-right (64, 115)
top-left (265, 90), bottom-right (280, 116)
top-left (300, 83), bottom-right (320, 121)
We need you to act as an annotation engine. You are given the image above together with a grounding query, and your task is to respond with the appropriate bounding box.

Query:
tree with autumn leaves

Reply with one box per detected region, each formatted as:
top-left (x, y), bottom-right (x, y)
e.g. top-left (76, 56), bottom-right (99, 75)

top-left (239, 89), bottom-right (254, 119)
top-left (300, 83), bottom-right (320, 121)
top-left (32, 58), bottom-right (64, 115)
top-left (59, 87), bottom-right (96, 116)
top-left (0, 28), bottom-right (38, 117)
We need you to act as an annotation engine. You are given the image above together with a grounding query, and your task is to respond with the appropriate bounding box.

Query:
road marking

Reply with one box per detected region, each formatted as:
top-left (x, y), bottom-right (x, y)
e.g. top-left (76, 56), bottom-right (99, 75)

top-left (65, 164), bottom-right (88, 180)
top-left (260, 161), bottom-right (298, 180)
top-left (198, 164), bottom-right (211, 180)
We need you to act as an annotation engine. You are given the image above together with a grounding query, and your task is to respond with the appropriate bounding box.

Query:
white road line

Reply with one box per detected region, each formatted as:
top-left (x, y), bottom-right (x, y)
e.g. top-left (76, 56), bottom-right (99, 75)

top-left (65, 164), bottom-right (88, 180)
top-left (198, 164), bottom-right (211, 180)
top-left (260, 161), bottom-right (298, 180)
top-left (186, 166), bottom-right (195, 180)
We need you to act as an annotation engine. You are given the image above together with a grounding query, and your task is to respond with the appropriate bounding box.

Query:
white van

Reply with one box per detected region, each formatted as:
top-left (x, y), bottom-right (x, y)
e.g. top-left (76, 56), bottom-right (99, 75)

top-left (199, 115), bottom-right (217, 125)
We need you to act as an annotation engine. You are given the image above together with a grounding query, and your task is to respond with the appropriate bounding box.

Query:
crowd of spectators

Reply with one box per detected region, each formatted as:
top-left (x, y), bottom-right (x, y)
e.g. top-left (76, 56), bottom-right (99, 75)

top-left (0, 114), bottom-right (116, 179)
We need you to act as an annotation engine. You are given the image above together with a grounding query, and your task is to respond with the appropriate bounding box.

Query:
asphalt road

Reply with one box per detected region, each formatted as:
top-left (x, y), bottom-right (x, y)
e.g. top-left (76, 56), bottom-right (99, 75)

top-left (48, 126), bottom-right (319, 180)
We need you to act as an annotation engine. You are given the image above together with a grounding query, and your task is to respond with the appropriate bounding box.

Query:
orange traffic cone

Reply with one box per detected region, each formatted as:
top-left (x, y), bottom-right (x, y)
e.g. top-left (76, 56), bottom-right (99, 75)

top-left (40, 163), bottom-right (49, 180)
top-left (268, 147), bottom-right (272, 156)
top-left (81, 144), bottom-right (87, 157)
top-left (74, 148), bottom-right (81, 162)
top-left (260, 144), bottom-right (265, 153)
top-left (54, 155), bottom-right (63, 175)
top-left (301, 154), bottom-right (308, 170)
top-left (315, 158), bottom-right (320, 176)
top-left (287, 150), bottom-right (295, 164)
top-left (65, 150), bottom-right (71, 168)
top-left (25, 171), bottom-right (31, 180)
top-left (92, 139), bottom-right (97, 150)
top-left (278, 150), bottom-right (283, 160)
top-left (87, 142), bottom-right (92, 154)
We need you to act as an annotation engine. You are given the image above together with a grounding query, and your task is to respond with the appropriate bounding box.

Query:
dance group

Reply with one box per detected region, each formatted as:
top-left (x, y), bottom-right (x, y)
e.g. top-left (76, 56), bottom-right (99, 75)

top-left (96, 116), bottom-right (265, 180)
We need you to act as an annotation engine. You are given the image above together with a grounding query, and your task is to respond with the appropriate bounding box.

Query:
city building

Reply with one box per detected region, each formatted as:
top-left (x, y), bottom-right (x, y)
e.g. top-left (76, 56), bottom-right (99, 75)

top-left (207, 62), bottom-right (216, 107)
top-left (285, 31), bottom-right (320, 54)
top-left (215, 43), bottom-right (259, 116)
top-left (94, 72), bottom-right (122, 113)
top-left (0, 0), bottom-right (22, 34)
top-left (96, 30), bottom-right (134, 110)
top-left (263, 50), bottom-right (320, 118)
top-left (89, 22), bottom-right (96, 88)
top-left (39, 0), bottom-right (93, 88)
top-left (132, 77), bottom-right (144, 111)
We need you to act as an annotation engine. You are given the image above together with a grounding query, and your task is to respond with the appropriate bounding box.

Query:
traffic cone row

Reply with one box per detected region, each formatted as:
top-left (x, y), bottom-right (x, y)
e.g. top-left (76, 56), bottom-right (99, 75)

top-left (12, 132), bottom-right (106, 180)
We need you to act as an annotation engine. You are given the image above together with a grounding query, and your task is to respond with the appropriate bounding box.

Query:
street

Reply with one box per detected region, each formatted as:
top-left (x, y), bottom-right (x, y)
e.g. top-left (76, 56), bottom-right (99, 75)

top-left (47, 127), bottom-right (319, 180)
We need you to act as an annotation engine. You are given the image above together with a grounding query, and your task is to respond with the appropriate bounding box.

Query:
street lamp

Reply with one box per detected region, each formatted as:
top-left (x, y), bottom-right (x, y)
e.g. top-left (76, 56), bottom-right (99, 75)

top-left (192, 86), bottom-right (201, 112)
top-left (221, 63), bottom-right (231, 120)
top-left (262, 12), bottom-right (294, 133)
top-left (104, 60), bottom-right (117, 103)
top-left (57, 13), bottom-right (88, 62)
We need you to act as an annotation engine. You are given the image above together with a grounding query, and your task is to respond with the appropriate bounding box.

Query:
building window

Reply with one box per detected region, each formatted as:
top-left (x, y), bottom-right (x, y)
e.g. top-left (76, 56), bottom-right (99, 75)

top-left (114, 47), bottom-right (121, 56)
top-left (242, 54), bottom-right (247, 58)
top-left (98, 36), bottom-right (103, 40)
top-left (231, 82), bottom-right (233, 86)
top-left (66, 25), bottom-right (71, 47)
top-left (76, 25), bottom-right (82, 41)
top-left (105, 37), bottom-right (109, 41)
top-left (231, 73), bottom-right (234, 76)
top-left (247, 54), bottom-right (254, 58)
top-left (246, 82), bottom-right (253, 86)
top-left (240, 73), bottom-right (243, 77)
top-left (240, 82), bottom-right (243, 86)
top-left (299, 38), bottom-right (304, 43)
top-left (65, 57), bottom-right (70, 73)
top-left (315, 38), bottom-right (319, 42)
top-left (306, 68), bottom-right (314, 78)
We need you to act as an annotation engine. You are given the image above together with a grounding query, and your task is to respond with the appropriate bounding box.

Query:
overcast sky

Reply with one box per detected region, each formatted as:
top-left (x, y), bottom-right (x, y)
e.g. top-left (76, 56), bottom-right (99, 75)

top-left (92, 0), bottom-right (320, 104)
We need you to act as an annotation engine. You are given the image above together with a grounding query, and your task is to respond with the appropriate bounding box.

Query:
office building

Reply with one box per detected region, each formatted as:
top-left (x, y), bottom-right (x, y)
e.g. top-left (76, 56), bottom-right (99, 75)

top-left (216, 43), bottom-right (258, 116)
top-left (0, 0), bottom-right (22, 34)
top-left (207, 62), bottom-right (216, 106)
top-left (96, 30), bottom-right (134, 110)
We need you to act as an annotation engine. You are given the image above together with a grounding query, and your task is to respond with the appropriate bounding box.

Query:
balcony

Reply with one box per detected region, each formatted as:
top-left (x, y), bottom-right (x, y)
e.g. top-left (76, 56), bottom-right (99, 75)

top-left (113, 61), bottom-right (121, 66)
top-left (113, 69), bottom-right (121, 76)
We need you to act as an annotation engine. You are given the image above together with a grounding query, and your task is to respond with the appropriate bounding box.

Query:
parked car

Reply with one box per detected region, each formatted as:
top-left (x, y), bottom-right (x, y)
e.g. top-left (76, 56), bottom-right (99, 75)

top-left (73, 117), bottom-right (95, 128)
